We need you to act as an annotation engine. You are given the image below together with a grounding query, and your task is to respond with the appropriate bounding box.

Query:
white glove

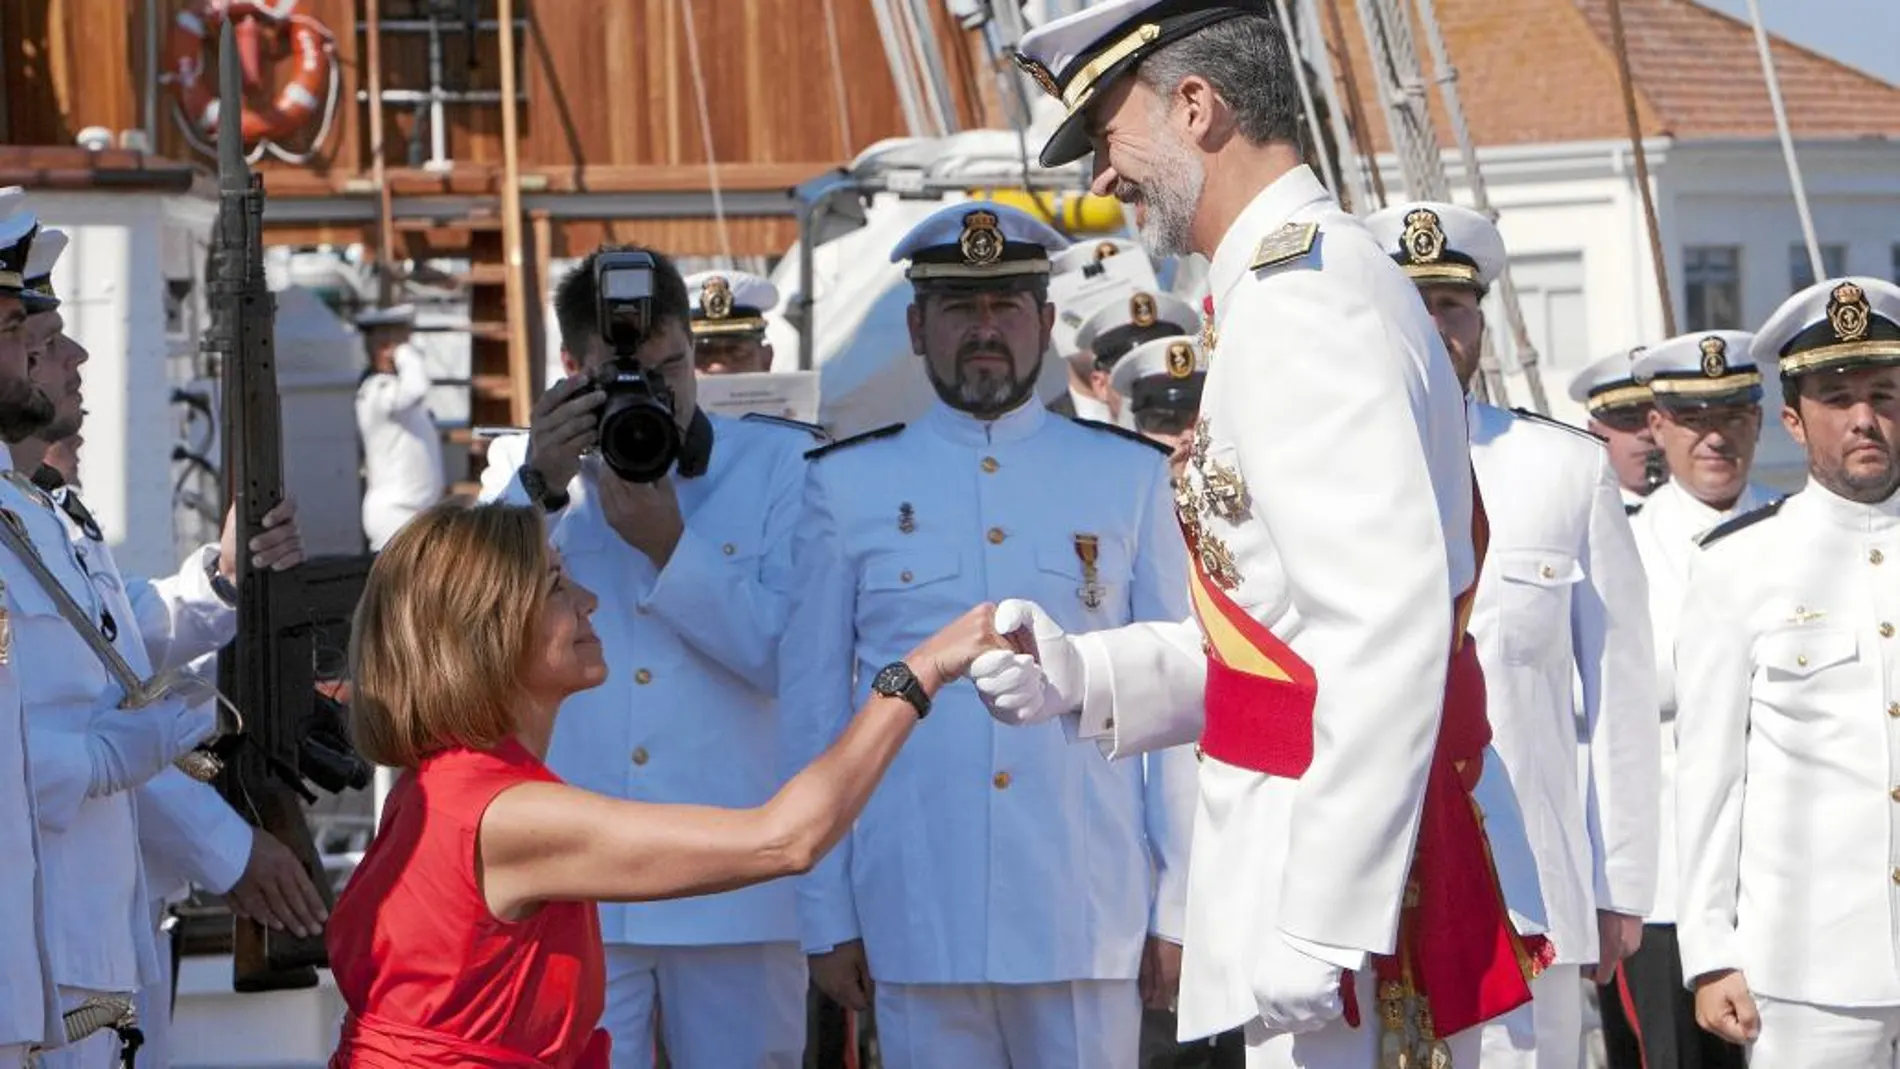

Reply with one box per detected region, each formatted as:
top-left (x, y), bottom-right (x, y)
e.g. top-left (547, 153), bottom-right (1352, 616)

top-left (1252, 934), bottom-right (1347, 1036)
top-left (88, 696), bottom-right (216, 798)
top-left (972, 599), bottom-right (1084, 726)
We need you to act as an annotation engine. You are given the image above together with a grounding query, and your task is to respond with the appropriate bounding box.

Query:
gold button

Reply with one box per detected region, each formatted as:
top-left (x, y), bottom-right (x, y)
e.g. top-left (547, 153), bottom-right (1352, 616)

top-left (1889, 702), bottom-right (1900, 718)
top-left (981, 456), bottom-right (1000, 474)
top-left (987, 527), bottom-right (1006, 545)
top-left (635, 668), bottom-right (653, 685)
top-left (1797, 655), bottom-right (1809, 667)
top-left (1884, 623), bottom-right (1895, 639)
top-left (992, 771), bottom-right (1011, 790)
top-left (1891, 785), bottom-right (1900, 802)
top-left (1892, 867), bottom-right (1900, 885)
top-left (1539, 564), bottom-right (1555, 579)
top-left (1874, 549), bottom-right (1887, 565)
top-left (900, 570), bottom-right (914, 583)
top-left (632, 747), bottom-right (649, 766)
top-left (722, 543), bottom-right (737, 556)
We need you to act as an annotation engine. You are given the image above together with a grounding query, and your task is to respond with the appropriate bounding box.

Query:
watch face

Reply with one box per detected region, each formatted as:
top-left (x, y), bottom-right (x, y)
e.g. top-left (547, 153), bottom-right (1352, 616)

top-left (873, 663), bottom-right (912, 695)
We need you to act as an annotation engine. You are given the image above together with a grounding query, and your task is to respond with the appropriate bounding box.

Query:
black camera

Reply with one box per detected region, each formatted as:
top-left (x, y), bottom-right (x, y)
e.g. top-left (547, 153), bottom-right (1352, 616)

top-left (591, 251), bottom-right (684, 483)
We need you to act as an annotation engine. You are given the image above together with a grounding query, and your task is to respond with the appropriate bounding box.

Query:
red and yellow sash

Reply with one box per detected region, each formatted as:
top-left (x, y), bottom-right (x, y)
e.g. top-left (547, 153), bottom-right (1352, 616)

top-left (1180, 479), bottom-right (1548, 1043)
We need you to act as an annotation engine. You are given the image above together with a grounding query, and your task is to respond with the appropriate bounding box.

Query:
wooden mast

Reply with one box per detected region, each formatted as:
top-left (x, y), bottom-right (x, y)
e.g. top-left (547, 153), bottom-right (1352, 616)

top-left (497, 0), bottom-right (532, 424)
top-left (1605, 0), bottom-right (1677, 337)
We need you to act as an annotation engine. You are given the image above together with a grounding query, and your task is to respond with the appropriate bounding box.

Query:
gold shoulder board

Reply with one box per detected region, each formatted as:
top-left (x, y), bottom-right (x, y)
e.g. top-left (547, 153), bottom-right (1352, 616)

top-left (1250, 222), bottom-right (1320, 271)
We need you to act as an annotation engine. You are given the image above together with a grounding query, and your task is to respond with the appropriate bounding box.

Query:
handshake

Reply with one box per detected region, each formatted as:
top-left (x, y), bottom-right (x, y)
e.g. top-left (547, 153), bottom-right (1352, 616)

top-left (953, 600), bottom-right (1084, 726)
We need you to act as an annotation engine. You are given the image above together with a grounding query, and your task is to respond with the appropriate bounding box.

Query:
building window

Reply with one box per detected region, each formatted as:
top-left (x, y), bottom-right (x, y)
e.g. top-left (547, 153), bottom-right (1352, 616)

top-left (1789, 243), bottom-right (1846, 292)
top-left (1489, 252), bottom-right (1587, 372)
top-left (1684, 246), bottom-right (1742, 331)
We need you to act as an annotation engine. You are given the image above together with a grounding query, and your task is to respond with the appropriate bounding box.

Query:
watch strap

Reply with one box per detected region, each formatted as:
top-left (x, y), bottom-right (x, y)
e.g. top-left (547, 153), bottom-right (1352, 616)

top-left (518, 463), bottom-right (570, 513)
top-left (875, 661), bottom-right (931, 720)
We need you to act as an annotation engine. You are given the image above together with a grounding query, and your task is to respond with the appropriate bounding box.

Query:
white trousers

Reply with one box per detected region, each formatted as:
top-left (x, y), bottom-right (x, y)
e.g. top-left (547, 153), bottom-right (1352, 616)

top-left (875, 980), bottom-right (1140, 1069)
top-left (602, 942), bottom-right (805, 1069)
top-left (130, 902), bottom-right (172, 1069)
top-left (1752, 994), bottom-right (1900, 1068)
top-left (34, 988), bottom-right (126, 1069)
top-left (1478, 964), bottom-right (1583, 1069)
top-left (1243, 971), bottom-right (1482, 1069)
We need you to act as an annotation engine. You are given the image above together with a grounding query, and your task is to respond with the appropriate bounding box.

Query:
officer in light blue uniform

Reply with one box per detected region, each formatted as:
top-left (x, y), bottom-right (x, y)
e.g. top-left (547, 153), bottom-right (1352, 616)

top-left (781, 201), bottom-right (1196, 1069)
top-left (482, 245), bottom-right (819, 1069)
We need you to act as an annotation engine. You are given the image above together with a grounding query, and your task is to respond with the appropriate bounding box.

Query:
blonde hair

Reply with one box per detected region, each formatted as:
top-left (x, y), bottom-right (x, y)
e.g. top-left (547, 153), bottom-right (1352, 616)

top-left (349, 501), bottom-right (549, 769)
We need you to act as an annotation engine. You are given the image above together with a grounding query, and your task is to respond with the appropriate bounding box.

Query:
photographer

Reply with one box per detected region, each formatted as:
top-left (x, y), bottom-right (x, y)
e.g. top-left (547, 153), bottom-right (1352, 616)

top-left (478, 245), bottom-right (818, 1069)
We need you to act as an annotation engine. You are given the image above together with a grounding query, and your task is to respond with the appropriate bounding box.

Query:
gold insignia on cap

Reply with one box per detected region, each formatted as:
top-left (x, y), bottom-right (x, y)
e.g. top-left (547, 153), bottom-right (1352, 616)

top-left (701, 275), bottom-right (734, 320)
top-left (959, 210), bottom-right (1004, 266)
top-left (1095, 241), bottom-right (1121, 262)
top-left (1401, 209), bottom-right (1447, 264)
top-left (1131, 292), bottom-right (1158, 328)
top-left (1012, 53), bottom-right (1061, 100)
top-left (1166, 340), bottom-right (1195, 379)
top-left (1698, 335), bottom-right (1728, 378)
top-left (1829, 281), bottom-right (1870, 342)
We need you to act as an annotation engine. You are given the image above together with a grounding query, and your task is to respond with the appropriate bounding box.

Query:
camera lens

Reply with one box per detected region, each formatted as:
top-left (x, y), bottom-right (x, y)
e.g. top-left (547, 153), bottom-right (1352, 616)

top-left (599, 402), bottom-right (681, 482)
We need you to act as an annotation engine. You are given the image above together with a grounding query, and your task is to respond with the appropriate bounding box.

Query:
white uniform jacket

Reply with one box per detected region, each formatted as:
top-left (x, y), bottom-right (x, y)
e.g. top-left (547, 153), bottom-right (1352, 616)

top-left (3, 472), bottom-right (206, 997)
top-left (0, 452), bottom-right (57, 1048)
top-left (1675, 482), bottom-right (1900, 1008)
top-left (1056, 166), bottom-right (1479, 1039)
top-left (38, 489), bottom-right (251, 902)
top-left (1630, 477), bottom-right (1779, 924)
top-left (481, 414), bottom-right (811, 947)
top-left (357, 343), bottom-right (444, 550)
top-left (779, 398), bottom-right (1195, 986)
top-left (1465, 402), bottom-right (1659, 966)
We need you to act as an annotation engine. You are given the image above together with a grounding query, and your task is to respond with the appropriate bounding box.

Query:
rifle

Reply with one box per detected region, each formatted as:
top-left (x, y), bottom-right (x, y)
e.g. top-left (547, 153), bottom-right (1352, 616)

top-left (204, 17), bottom-right (370, 993)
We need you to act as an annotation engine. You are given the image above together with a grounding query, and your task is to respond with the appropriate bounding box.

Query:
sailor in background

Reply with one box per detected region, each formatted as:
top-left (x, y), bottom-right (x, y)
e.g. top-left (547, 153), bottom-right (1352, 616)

top-left (483, 245), bottom-right (818, 1069)
top-left (1570, 349), bottom-right (1668, 513)
top-left (780, 201), bottom-right (1195, 1069)
top-left (684, 270), bottom-right (778, 376)
top-left (1110, 334), bottom-right (1206, 483)
top-left (1611, 332), bottom-right (1776, 1069)
top-left (1046, 238), bottom-right (1150, 422)
top-left (1369, 201), bottom-right (1659, 1069)
top-left (353, 303), bottom-right (444, 551)
top-left (1074, 288), bottom-right (1201, 430)
top-left (1674, 278), bottom-right (1900, 1066)
top-left (0, 189), bottom-right (59, 1069)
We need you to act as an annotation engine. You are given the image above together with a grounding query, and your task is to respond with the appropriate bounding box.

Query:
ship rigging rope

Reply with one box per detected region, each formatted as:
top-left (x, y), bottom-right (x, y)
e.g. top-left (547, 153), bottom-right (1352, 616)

top-left (677, 0), bottom-right (734, 265)
top-left (1272, 0), bottom-right (1343, 199)
top-left (1744, 0), bottom-right (1824, 283)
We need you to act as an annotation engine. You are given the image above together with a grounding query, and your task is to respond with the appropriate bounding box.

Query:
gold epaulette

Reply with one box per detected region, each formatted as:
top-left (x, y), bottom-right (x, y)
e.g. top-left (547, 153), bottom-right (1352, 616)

top-left (1249, 222), bottom-right (1320, 271)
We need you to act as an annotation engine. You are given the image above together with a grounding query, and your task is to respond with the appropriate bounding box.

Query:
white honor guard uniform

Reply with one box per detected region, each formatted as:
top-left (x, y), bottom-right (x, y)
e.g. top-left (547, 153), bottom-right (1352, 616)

top-left (778, 201), bottom-right (1195, 1069)
top-left (1369, 201), bottom-right (1661, 1069)
top-left (1048, 239), bottom-right (1161, 423)
top-left (481, 409), bottom-right (816, 1069)
top-left (1005, 7), bottom-right (1523, 1065)
top-left (354, 304), bottom-right (444, 550)
top-left (1570, 350), bottom-right (1666, 514)
top-left (1074, 289), bottom-right (1200, 431)
top-left (1674, 277), bottom-right (1900, 1066)
top-left (1109, 335), bottom-right (1207, 418)
top-left (0, 197), bottom-right (60, 1069)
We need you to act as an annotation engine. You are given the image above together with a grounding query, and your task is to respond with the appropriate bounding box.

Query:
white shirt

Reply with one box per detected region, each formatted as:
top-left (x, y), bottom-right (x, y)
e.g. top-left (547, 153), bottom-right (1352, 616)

top-left (1465, 402), bottom-right (1659, 964)
top-left (0, 447), bottom-right (56, 1048)
top-left (1056, 166), bottom-right (1478, 1039)
top-left (356, 344), bottom-right (444, 549)
top-left (780, 397), bottom-right (1195, 985)
top-left (1675, 480), bottom-right (1900, 1007)
top-left (481, 414), bottom-right (812, 947)
top-left (1630, 476), bottom-right (1779, 924)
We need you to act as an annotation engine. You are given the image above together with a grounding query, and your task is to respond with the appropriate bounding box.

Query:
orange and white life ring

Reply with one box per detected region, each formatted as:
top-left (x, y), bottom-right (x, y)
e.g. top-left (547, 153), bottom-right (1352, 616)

top-left (165, 0), bottom-right (336, 152)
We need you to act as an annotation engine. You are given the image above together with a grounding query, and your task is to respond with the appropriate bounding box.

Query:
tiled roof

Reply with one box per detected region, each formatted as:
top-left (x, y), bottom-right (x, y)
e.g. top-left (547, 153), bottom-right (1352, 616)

top-left (1319, 0), bottom-right (1900, 151)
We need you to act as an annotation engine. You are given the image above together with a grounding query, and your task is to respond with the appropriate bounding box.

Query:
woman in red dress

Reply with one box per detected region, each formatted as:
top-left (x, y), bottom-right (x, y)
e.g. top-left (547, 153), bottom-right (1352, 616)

top-left (326, 501), bottom-right (1010, 1069)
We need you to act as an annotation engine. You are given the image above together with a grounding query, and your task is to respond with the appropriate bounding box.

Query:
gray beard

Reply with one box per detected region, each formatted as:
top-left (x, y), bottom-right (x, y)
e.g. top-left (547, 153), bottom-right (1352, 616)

top-left (928, 357), bottom-right (1040, 419)
top-left (1135, 137), bottom-right (1205, 259)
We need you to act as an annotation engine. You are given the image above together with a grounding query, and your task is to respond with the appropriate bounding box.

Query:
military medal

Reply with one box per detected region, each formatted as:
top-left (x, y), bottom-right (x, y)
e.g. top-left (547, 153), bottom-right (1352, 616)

top-left (898, 502), bottom-right (916, 534)
top-left (1787, 605), bottom-right (1826, 625)
top-left (1198, 535), bottom-right (1241, 591)
top-left (1073, 533), bottom-right (1106, 610)
top-left (0, 585), bottom-right (11, 666)
top-left (1201, 459), bottom-right (1249, 523)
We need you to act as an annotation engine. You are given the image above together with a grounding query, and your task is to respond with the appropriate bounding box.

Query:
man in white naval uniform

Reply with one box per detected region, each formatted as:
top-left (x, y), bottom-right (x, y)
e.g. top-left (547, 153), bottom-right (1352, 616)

top-left (1046, 239), bottom-right (1152, 422)
top-left (984, 5), bottom-right (1540, 1067)
top-left (1675, 277), bottom-right (1900, 1066)
top-left (354, 304), bottom-right (443, 551)
top-left (16, 259), bottom-right (317, 1069)
top-left (1570, 350), bottom-right (1668, 514)
top-left (1368, 201), bottom-right (1660, 1069)
top-left (0, 202), bottom-right (218, 1069)
top-left (779, 200), bottom-right (1195, 1069)
top-left (482, 245), bottom-right (816, 1069)
top-left (1072, 288), bottom-right (1202, 431)
top-left (0, 193), bottom-right (60, 1069)
top-left (1618, 333), bottom-right (1776, 1069)
top-left (683, 269), bottom-right (779, 376)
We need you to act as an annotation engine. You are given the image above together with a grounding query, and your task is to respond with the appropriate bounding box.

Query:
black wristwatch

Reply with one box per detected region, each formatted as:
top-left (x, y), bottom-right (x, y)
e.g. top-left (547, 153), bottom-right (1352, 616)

top-left (871, 661), bottom-right (932, 720)
top-left (517, 463), bottom-right (570, 513)
top-left (204, 549), bottom-right (238, 607)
